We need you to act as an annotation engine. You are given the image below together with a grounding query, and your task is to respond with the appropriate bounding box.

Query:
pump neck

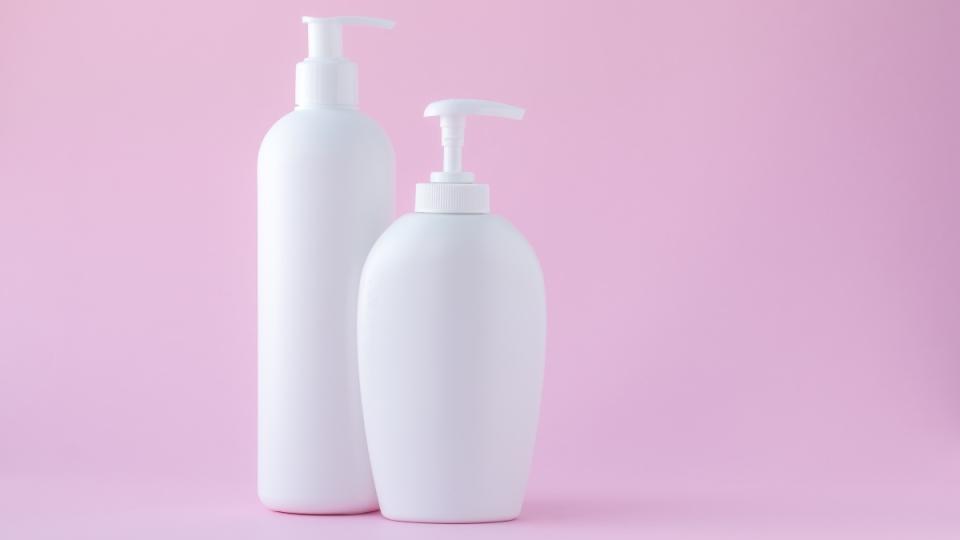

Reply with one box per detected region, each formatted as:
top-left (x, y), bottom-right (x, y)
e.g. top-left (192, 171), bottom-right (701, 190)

top-left (294, 16), bottom-right (394, 108)
top-left (415, 98), bottom-right (525, 214)
top-left (295, 60), bottom-right (358, 108)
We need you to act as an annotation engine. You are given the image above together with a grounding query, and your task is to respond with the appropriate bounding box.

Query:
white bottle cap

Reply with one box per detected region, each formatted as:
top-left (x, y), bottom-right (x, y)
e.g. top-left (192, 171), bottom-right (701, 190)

top-left (416, 99), bottom-right (525, 214)
top-left (296, 16), bottom-right (395, 109)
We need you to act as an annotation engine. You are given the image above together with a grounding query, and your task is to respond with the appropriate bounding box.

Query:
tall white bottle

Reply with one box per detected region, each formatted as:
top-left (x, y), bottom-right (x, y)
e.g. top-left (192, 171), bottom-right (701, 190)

top-left (358, 99), bottom-right (546, 523)
top-left (257, 16), bottom-right (395, 514)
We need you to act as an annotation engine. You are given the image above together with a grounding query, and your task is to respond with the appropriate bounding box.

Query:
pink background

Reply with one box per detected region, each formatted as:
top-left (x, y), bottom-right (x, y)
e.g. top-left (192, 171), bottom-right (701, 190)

top-left (2, 0), bottom-right (959, 538)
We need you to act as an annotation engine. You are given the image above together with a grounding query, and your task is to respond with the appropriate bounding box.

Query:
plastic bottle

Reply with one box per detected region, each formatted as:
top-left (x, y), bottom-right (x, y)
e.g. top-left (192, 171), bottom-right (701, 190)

top-left (257, 16), bottom-right (395, 514)
top-left (358, 99), bottom-right (546, 523)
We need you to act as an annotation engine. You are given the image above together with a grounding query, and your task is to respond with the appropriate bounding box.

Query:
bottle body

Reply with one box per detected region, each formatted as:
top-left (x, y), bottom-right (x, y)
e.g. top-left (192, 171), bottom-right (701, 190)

top-left (258, 107), bottom-right (394, 513)
top-left (358, 213), bottom-right (546, 523)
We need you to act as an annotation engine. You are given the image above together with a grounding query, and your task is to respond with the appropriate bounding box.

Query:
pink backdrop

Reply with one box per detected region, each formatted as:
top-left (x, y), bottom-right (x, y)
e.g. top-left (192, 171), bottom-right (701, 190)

top-left (2, 0), bottom-right (959, 538)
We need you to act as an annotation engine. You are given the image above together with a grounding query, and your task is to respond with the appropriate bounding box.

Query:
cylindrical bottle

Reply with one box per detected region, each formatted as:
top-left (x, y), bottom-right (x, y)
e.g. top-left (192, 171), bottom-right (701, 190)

top-left (257, 16), bottom-right (395, 514)
top-left (358, 99), bottom-right (546, 523)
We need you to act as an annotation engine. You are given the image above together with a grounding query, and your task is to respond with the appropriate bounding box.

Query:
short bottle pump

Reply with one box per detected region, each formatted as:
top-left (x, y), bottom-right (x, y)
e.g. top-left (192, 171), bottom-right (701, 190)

top-left (296, 16), bottom-right (395, 108)
top-left (415, 99), bottom-right (525, 214)
top-left (359, 98), bottom-right (545, 523)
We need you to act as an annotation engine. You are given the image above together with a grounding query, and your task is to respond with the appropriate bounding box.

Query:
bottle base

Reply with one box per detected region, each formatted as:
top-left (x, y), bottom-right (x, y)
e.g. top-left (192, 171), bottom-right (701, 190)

top-left (380, 510), bottom-right (520, 524)
top-left (267, 506), bottom-right (381, 516)
top-left (259, 493), bottom-right (379, 515)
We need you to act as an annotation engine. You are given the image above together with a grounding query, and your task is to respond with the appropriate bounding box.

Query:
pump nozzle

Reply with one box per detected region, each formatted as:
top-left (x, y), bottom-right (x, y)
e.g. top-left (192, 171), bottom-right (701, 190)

top-left (417, 99), bottom-right (525, 214)
top-left (295, 16), bottom-right (395, 108)
top-left (424, 99), bottom-right (525, 183)
top-left (302, 16), bottom-right (395, 59)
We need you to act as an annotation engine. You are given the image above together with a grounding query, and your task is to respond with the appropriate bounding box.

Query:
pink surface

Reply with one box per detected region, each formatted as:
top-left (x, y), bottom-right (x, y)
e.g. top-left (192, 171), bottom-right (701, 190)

top-left (2, 0), bottom-right (959, 537)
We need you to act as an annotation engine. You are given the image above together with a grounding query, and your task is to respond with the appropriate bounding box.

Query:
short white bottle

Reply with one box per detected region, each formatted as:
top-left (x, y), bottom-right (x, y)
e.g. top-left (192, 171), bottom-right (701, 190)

top-left (257, 16), bottom-right (395, 514)
top-left (358, 99), bottom-right (546, 523)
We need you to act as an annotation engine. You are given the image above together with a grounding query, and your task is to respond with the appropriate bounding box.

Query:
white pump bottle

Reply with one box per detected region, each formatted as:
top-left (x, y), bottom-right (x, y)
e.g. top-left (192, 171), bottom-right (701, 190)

top-left (257, 16), bottom-right (394, 514)
top-left (358, 99), bottom-right (546, 523)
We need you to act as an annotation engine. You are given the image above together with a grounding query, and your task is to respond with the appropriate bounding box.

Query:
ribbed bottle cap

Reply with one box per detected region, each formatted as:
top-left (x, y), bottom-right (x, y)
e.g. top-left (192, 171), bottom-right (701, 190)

top-left (415, 183), bottom-right (489, 214)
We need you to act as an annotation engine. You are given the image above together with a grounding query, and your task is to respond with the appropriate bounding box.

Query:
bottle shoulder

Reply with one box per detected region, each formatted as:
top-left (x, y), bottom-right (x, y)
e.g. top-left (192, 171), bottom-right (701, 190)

top-left (382, 212), bottom-right (523, 239)
top-left (367, 213), bottom-right (542, 275)
top-left (259, 108), bottom-right (393, 154)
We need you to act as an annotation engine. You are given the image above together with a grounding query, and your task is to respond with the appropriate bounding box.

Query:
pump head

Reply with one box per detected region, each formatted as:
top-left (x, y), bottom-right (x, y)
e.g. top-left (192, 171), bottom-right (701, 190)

top-left (295, 16), bottom-right (395, 108)
top-left (416, 99), bottom-right (525, 214)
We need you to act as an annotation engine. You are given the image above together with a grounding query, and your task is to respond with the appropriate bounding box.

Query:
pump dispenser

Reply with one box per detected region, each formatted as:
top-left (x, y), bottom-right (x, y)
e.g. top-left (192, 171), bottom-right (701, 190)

top-left (359, 98), bottom-right (546, 523)
top-left (416, 99), bottom-right (525, 213)
top-left (296, 17), bottom-right (394, 108)
top-left (258, 15), bottom-right (395, 514)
